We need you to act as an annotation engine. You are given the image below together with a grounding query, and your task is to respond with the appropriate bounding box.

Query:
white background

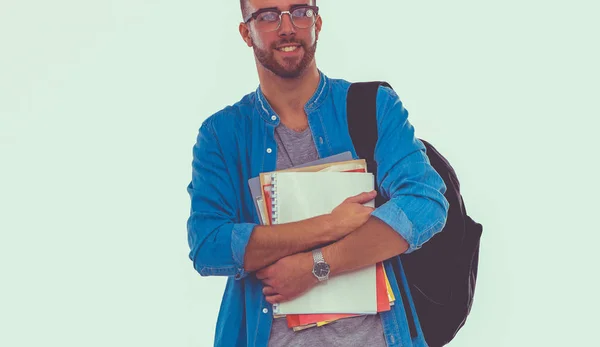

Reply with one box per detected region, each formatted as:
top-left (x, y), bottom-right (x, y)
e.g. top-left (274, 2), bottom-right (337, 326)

top-left (1, 0), bottom-right (598, 346)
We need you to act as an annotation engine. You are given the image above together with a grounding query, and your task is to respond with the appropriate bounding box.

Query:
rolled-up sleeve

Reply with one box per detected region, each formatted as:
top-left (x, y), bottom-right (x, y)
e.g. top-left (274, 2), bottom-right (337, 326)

top-left (370, 87), bottom-right (449, 253)
top-left (186, 120), bottom-right (255, 280)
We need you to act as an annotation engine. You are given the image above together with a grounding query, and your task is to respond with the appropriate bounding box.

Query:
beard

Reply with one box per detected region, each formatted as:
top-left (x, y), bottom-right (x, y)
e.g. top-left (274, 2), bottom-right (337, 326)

top-left (253, 38), bottom-right (317, 79)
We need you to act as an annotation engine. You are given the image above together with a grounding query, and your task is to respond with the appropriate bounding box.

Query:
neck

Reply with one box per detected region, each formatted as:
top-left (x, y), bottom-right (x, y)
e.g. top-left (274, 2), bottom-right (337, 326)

top-left (256, 62), bottom-right (320, 121)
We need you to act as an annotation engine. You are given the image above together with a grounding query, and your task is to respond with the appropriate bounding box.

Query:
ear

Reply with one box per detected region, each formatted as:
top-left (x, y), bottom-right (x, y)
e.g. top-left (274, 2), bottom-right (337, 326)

top-left (239, 22), bottom-right (254, 47)
top-left (315, 15), bottom-right (322, 41)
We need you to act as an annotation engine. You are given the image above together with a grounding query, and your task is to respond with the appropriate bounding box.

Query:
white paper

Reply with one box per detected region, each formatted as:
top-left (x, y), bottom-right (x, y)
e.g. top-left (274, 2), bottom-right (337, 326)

top-left (271, 171), bottom-right (377, 315)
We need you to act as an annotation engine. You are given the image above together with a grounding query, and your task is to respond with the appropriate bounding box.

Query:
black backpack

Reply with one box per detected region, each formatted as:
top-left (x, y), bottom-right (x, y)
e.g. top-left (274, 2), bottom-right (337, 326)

top-left (347, 81), bottom-right (483, 347)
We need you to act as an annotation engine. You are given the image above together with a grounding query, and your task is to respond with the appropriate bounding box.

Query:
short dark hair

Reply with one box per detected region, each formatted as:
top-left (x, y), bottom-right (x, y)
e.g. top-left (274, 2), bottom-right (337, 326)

top-left (240, 0), bottom-right (317, 20)
top-left (239, 0), bottom-right (249, 19)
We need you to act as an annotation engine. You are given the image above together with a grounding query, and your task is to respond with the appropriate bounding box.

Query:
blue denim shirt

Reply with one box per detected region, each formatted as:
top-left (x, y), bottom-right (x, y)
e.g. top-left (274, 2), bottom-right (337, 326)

top-left (186, 71), bottom-right (449, 347)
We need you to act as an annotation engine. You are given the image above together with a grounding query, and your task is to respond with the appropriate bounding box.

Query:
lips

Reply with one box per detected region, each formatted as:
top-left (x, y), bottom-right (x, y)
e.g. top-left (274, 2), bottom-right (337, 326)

top-left (277, 45), bottom-right (300, 52)
top-left (275, 42), bottom-right (302, 53)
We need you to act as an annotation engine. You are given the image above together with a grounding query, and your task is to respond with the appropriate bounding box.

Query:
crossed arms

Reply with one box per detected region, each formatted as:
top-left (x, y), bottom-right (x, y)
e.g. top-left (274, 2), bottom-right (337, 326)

top-left (186, 87), bottom-right (448, 303)
top-left (248, 200), bottom-right (411, 304)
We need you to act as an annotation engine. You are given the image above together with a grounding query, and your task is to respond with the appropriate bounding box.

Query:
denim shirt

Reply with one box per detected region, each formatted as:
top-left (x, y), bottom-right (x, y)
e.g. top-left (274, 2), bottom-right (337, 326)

top-left (186, 71), bottom-right (449, 347)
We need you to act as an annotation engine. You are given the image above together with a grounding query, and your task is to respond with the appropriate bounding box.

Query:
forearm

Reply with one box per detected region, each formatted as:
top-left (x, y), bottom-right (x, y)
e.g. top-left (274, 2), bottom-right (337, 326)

top-left (322, 216), bottom-right (409, 277)
top-left (244, 214), bottom-right (335, 272)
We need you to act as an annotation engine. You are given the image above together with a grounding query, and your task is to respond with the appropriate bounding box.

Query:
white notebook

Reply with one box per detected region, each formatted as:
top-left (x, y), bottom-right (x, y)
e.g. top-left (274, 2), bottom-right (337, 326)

top-left (270, 171), bottom-right (378, 315)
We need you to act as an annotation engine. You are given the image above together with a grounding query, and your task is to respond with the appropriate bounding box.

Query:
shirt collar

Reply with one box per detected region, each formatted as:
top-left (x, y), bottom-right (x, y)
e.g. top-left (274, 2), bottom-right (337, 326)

top-left (255, 70), bottom-right (330, 125)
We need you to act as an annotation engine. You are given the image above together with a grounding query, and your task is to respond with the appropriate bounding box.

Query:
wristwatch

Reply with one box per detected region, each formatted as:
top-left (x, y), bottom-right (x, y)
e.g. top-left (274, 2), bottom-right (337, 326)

top-left (311, 249), bottom-right (330, 282)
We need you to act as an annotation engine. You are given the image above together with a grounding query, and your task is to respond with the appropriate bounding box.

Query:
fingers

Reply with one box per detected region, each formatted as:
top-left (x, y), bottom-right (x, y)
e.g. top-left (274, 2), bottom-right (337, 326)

top-left (344, 190), bottom-right (377, 204)
top-left (263, 286), bottom-right (277, 296)
top-left (255, 268), bottom-right (268, 280)
top-left (263, 286), bottom-right (283, 304)
top-left (261, 278), bottom-right (274, 287)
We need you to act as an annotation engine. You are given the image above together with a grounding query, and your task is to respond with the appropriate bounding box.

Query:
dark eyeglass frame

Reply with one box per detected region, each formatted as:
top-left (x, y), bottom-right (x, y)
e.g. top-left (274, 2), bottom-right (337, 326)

top-left (243, 5), bottom-right (320, 32)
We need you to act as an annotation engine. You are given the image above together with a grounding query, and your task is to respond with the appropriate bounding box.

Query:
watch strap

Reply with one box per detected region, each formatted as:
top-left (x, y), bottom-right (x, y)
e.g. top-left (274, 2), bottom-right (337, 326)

top-left (312, 249), bottom-right (325, 264)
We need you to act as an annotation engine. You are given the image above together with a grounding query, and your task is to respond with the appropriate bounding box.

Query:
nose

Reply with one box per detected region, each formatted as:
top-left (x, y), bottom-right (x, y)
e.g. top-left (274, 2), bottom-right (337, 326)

top-left (278, 12), bottom-right (296, 37)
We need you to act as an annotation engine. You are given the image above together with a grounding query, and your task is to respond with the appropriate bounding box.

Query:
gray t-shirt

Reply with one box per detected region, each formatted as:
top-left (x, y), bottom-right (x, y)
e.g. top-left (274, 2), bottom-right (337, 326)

top-left (268, 123), bottom-right (387, 347)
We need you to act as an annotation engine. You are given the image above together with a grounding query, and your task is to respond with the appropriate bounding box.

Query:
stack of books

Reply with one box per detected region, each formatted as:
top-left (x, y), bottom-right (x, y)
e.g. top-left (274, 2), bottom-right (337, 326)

top-left (248, 152), bottom-right (395, 331)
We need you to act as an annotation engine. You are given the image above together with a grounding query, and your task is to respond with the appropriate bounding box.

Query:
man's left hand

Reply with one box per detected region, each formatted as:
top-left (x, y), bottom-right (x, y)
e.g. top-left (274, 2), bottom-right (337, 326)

top-left (256, 252), bottom-right (317, 304)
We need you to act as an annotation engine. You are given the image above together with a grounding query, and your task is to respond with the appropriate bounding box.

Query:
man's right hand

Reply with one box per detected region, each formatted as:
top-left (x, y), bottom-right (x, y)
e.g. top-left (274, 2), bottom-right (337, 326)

top-left (327, 190), bottom-right (378, 241)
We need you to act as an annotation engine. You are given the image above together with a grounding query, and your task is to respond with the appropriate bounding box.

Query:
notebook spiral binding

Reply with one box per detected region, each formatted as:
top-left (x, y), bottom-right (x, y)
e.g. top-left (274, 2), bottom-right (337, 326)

top-left (270, 173), bottom-right (279, 225)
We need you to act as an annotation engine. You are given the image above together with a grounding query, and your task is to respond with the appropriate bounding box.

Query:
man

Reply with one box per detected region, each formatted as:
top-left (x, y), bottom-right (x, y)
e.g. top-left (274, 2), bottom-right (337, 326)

top-left (186, 1), bottom-right (449, 346)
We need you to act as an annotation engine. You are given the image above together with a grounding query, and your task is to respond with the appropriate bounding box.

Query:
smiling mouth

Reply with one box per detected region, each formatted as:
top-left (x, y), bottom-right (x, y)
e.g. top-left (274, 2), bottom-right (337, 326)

top-left (277, 46), bottom-right (300, 52)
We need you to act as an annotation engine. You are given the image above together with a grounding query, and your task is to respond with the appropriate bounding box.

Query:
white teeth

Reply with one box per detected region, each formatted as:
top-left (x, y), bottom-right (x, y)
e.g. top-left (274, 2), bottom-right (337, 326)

top-left (279, 46), bottom-right (298, 52)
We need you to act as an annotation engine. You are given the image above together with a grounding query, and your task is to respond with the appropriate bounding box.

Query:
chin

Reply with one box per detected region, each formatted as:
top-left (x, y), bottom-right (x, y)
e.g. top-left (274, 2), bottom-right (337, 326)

top-left (272, 69), bottom-right (303, 79)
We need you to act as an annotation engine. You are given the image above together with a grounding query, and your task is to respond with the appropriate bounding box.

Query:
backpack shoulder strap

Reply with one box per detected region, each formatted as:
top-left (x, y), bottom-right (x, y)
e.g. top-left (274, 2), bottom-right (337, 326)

top-left (346, 81), bottom-right (392, 170)
top-left (347, 81), bottom-right (393, 209)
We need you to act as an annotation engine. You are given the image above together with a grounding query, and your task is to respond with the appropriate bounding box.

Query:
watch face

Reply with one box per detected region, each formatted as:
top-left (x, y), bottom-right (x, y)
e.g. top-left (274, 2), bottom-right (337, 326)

top-left (313, 262), bottom-right (330, 277)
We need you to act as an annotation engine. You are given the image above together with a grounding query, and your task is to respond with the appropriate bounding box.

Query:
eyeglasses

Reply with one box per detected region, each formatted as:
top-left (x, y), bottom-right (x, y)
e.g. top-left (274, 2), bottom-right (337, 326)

top-left (243, 5), bottom-right (319, 33)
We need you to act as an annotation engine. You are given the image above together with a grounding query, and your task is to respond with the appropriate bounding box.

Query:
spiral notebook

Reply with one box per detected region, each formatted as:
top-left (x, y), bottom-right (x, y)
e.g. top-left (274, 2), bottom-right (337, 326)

top-left (269, 171), bottom-right (378, 315)
top-left (248, 152), bottom-right (355, 225)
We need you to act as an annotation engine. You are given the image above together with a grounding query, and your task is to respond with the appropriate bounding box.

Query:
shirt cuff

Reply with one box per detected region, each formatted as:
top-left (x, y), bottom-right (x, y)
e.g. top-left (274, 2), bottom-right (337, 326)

top-left (231, 222), bottom-right (257, 280)
top-left (371, 201), bottom-right (419, 254)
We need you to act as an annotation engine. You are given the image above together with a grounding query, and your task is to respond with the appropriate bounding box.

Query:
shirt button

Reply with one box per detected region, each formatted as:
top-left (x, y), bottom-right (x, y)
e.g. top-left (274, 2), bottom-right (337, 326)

top-left (262, 308), bottom-right (268, 314)
top-left (271, 115), bottom-right (277, 121)
top-left (319, 137), bottom-right (324, 144)
top-left (266, 148), bottom-right (272, 154)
